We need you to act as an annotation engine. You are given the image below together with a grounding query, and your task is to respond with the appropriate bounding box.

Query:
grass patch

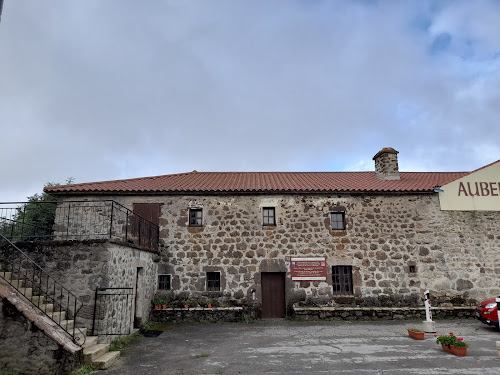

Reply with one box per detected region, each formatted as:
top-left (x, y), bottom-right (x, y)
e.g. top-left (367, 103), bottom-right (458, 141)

top-left (69, 365), bottom-right (98, 375)
top-left (0, 372), bottom-right (23, 375)
top-left (109, 331), bottom-right (141, 352)
top-left (240, 315), bottom-right (260, 324)
top-left (141, 320), bottom-right (178, 332)
top-left (193, 353), bottom-right (210, 358)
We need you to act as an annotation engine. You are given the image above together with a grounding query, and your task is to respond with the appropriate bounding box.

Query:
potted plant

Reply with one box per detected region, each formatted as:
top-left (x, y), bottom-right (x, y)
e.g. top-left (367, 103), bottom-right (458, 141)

top-left (152, 296), bottom-right (166, 310)
top-left (450, 337), bottom-right (469, 356)
top-left (436, 332), bottom-right (469, 356)
top-left (407, 328), bottom-right (425, 340)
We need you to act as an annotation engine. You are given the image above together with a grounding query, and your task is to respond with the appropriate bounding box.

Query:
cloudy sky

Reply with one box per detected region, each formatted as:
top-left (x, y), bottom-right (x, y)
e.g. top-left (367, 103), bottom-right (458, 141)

top-left (1, 0), bottom-right (499, 202)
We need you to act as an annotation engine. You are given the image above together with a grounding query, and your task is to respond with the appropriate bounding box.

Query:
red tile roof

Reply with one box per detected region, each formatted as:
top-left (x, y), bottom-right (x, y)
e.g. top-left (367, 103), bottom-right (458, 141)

top-left (44, 171), bottom-right (470, 195)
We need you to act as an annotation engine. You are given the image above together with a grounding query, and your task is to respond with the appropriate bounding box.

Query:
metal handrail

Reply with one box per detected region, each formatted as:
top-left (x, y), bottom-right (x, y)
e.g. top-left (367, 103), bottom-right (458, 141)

top-left (0, 234), bottom-right (86, 345)
top-left (0, 200), bottom-right (159, 251)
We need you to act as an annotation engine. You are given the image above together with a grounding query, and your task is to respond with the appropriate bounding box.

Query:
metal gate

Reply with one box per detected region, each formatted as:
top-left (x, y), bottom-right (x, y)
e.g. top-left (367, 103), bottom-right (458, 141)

top-left (92, 287), bottom-right (134, 336)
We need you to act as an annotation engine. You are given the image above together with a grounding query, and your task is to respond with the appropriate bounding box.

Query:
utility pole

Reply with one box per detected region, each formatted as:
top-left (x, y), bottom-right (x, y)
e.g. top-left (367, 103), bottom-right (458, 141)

top-left (0, 0), bottom-right (4, 22)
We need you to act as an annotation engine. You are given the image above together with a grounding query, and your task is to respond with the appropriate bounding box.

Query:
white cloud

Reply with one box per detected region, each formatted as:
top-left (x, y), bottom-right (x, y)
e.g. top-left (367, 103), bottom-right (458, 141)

top-left (0, 0), bottom-right (499, 201)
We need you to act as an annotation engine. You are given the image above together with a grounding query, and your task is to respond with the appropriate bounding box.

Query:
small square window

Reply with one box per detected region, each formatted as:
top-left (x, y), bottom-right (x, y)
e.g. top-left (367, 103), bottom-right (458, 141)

top-left (332, 265), bottom-right (353, 295)
top-left (158, 274), bottom-right (171, 290)
top-left (207, 272), bottom-right (220, 291)
top-left (263, 207), bottom-right (276, 226)
top-left (409, 265), bottom-right (417, 273)
top-left (189, 209), bottom-right (203, 227)
top-left (331, 212), bottom-right (345, 230)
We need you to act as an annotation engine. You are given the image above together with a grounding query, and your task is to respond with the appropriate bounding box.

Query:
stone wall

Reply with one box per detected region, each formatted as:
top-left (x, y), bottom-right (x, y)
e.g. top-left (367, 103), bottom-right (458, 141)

top-left (106, 243), bottom-right (157, 327)
top-left (0, 240), bottom-right (157, 334)
top-left (0, 285), bottom-right (80, 375)
top-left (151, 307), bottom-right (244, 323)
top-left (58, 193), bottom-right (500, 313)
top-left (51, 200), bottom-right (157, 250)
top-left (293, 306), bottom-right (476, 321)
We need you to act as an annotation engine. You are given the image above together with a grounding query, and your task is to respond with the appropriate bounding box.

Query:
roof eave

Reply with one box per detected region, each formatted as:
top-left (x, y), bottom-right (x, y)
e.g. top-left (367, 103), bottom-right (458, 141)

top-left (45, 189), bottom-right (436, 196)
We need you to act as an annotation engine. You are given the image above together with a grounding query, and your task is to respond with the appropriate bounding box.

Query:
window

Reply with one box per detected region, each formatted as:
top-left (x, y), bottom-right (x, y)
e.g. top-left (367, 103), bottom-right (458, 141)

top-left (332, 265), bottom-right (353, 295)
top-left (189, 209), bottom-right (202, 226)
top-left (331, 212), bottom-right (345, 230)
top-left (158, 274), bottom-right (171, 290)
top-left (409, 265), bottom-right (417, 273)
top-left (207, 272), bottom-right (220, 291)
top-left (263, 207), bottom-right (276, 226)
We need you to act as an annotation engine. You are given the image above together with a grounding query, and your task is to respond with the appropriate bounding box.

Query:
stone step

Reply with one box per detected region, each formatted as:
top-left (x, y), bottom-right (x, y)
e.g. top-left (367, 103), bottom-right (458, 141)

top-left (59, 319), bottom-right (74, 331)
top-left (83, 344), bottom-right (110, 364)
top-left (78, 327), bottom-right (88, 336)
top-left (9, 279), bottom-right (25, 288)
top-left (30, 295), bottom-right (46, 305)
top-left (49, 310), bottom-right (66, 322)
top-left (1, 271), bottom-right (12, 281)
top-left (37, 303), bottom-right (54, 313)
top-left (93, 351), bottom-right (120, 370)
top-left (82, 336), bottom-right (99, 349)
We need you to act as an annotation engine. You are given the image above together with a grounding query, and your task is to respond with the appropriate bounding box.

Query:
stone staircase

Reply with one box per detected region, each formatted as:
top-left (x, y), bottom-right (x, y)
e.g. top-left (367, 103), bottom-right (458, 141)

top-left (1, 267), bottom-right (120, 370)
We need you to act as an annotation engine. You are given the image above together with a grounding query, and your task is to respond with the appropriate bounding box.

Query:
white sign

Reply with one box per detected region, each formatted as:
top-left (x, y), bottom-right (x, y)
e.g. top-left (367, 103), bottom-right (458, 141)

top-left (439, 160), bottom-right (500, 211)
top-left (187, 200), bottom-right (203, 208)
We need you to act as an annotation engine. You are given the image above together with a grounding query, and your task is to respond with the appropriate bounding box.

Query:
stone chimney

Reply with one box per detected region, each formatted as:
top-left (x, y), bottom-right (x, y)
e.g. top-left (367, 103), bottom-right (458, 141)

top-left (373, 147), bottom-right (400, 180)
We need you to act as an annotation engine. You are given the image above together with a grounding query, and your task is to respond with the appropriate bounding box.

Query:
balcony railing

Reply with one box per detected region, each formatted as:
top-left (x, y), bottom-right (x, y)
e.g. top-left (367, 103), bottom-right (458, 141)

top-left (0, 200), bottom-right (159, 251)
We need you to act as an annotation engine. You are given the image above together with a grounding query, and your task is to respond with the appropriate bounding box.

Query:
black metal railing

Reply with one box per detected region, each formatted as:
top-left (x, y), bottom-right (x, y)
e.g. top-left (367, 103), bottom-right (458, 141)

top-left (0, 234), bottom-right (86, 345)
top-left (0, 200), bottom-right (159, 251)
top-left (92, 287), bottom-right (134, 336)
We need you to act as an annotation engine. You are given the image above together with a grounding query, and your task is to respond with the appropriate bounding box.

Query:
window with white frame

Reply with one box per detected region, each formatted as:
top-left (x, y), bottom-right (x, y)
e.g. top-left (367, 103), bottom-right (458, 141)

top-left (331, 212), bottom-right (345, 230)
top-left (189, 209), bottom-right (203, 226)
top-left (263, 207), bottom-right (276, 226)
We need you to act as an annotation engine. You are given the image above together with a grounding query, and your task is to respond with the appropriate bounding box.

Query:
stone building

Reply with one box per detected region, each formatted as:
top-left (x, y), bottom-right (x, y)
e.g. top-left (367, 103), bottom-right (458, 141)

top-left (44, 147), bottom-right (500, 318)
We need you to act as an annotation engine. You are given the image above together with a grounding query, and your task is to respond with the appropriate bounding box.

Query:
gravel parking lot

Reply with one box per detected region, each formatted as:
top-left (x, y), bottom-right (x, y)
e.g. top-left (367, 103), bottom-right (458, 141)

top-left (105, 319), bottom-right (500, 375)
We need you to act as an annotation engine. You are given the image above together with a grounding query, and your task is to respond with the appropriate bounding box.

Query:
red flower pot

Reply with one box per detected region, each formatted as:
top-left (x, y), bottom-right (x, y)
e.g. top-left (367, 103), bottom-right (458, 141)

top-left (441, 344), bottom-right (467, 356)
top-left (451, 346), bottom-right (467, 356)
top-left (408, 329), bottom-right (425, 340)
top-left (441, 344), bottom-right (452, 353)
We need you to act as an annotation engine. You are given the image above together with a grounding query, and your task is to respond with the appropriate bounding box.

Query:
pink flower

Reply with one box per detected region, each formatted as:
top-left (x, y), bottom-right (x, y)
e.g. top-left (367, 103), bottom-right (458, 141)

top-left (457, 337), bottom-right (464, 341)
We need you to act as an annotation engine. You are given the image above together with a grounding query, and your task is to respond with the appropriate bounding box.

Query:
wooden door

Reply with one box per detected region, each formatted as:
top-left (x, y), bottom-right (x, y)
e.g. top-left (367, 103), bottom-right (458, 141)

top-left (132, 203), bottom-right (161, 225)
top-left (261, 272), bottom-right (286, 318)
top-left (134, 267), bottom-right (142, 328)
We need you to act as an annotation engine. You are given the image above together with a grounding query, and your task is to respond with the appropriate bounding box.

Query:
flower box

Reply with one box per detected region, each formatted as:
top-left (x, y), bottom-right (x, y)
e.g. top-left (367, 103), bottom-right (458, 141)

top-left (451, 345), bottom-right (467, 356)
top-left (441, 344), bottom-right (452, 353)
top-left (407, 329), bottom-right (425, 340)
top-left (437, 332), bottom-right (468, 356)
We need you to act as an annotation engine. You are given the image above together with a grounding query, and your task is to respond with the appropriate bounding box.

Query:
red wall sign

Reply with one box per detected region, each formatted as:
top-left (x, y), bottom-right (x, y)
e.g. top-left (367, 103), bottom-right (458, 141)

top-left (290, 257), bottom-right (327, 281)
